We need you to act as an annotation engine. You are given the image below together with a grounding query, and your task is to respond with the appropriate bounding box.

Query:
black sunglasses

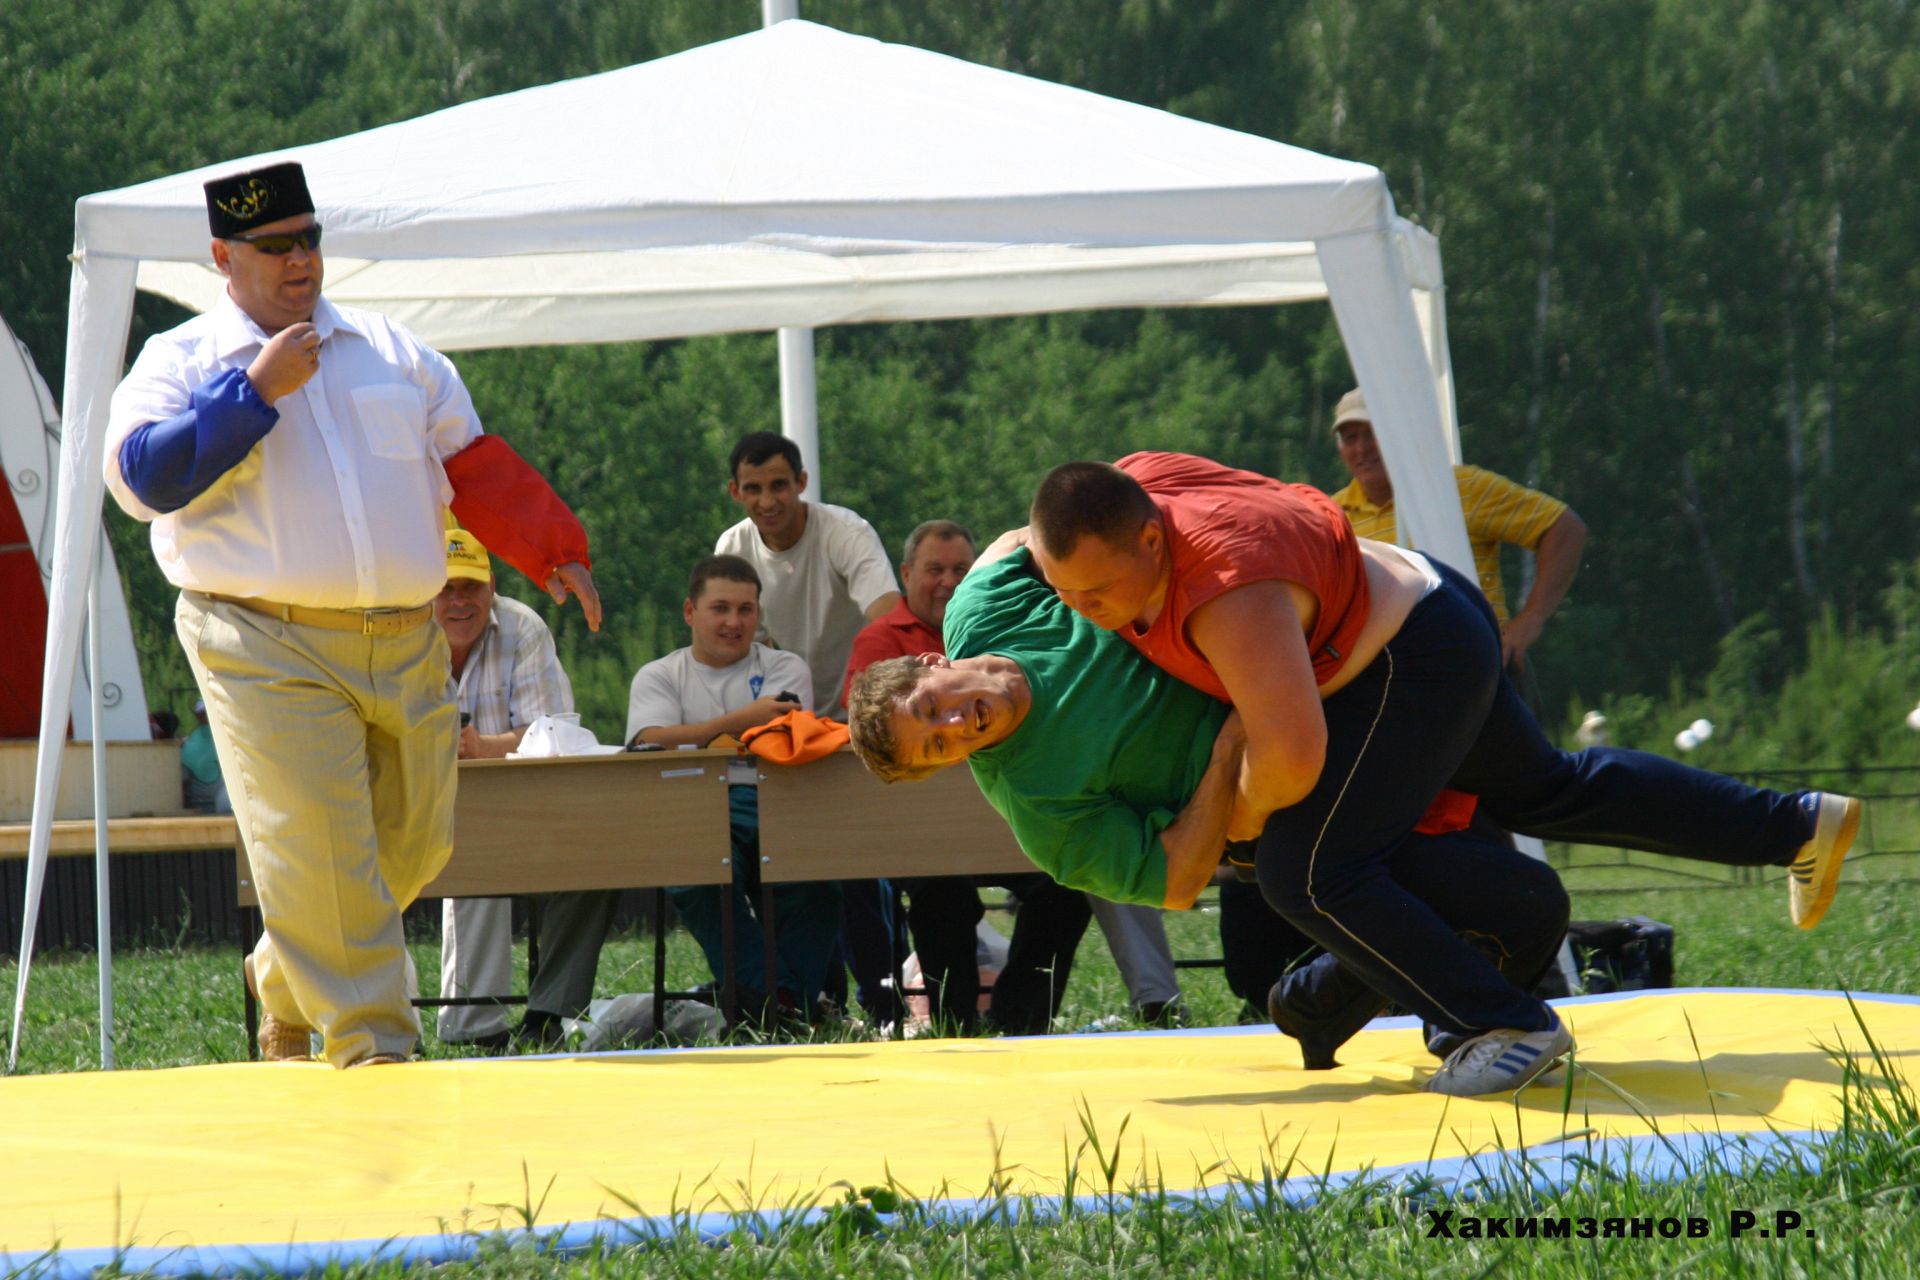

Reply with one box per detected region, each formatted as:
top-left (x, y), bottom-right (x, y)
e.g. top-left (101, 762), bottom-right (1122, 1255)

top-left (227, 224), bottom-right (323, 255)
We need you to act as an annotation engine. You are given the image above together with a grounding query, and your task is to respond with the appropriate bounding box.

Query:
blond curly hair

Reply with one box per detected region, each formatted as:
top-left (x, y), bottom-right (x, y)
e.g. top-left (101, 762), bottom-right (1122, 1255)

top-left (846, 657), bottom-right (944, 784)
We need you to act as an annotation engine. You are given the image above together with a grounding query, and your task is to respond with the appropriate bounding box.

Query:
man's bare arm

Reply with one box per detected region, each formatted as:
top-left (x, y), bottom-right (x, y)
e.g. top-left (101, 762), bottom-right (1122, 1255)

top-left (973, 526), bottom-right (1031, 568)
top-left (633, 696), bottom-right (796, 748)
top-left (1502, 508), bottom-right (1587, 668)
top-left (863, 590), bottom-right (903, 623)
top-left (1186, 581), bottom-right (1328, 843)
top-left (459, 723), bottom-right (529, 759)
top-left (1161, 711), bottom-right (1246, 910)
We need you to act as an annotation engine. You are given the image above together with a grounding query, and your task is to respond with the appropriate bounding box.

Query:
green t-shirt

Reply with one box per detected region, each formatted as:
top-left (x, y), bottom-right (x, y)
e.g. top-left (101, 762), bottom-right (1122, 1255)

top-left (942, 548), bottom-right (1226, 906)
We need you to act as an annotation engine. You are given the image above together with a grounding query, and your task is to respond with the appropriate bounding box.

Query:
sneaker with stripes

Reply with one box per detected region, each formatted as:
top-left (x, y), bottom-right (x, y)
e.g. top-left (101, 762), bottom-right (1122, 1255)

top-left (1788, 792), bottom-right (1862, 930)
top-left (1424, 1012), bottom-right (1573, 1096)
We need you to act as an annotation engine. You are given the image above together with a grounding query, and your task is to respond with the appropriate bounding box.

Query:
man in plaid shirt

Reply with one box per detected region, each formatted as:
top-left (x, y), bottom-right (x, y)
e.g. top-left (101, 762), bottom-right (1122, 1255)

top-left (435, 528), bottom-right (615, 1050)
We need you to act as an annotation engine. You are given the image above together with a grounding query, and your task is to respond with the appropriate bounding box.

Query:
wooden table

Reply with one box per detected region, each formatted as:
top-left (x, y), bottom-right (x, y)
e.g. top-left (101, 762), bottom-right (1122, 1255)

top-left (231, 749), bottom-right (740, 1052)
top-left (755, 749), bottom-right (1030, 881)
top-left (230, 748), bottom-right (737, 906)
top-left (21, 748), bottom-right (1193, 1052)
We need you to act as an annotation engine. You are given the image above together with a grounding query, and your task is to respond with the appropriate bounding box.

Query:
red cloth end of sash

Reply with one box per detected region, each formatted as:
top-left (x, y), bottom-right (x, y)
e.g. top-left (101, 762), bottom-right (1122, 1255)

top-left (1414, 787), bottom-right (1478, 835)
top-left (444, 434), bottom-right (589, 584)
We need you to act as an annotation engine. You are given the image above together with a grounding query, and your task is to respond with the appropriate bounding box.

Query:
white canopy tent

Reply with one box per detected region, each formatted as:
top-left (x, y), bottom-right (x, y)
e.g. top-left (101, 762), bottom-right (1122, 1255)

top-left (14, 19), bottom-right (1470, 1068)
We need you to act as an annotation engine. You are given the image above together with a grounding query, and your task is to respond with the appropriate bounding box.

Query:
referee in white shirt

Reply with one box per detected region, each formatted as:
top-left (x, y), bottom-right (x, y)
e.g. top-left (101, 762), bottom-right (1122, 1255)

top-left (102, 162), bottom-right (601, 1068)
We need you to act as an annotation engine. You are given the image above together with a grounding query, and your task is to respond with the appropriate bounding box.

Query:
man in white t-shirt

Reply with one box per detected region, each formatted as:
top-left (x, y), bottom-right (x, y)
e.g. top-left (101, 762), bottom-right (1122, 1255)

top-left (626, 554), bottom-right (842, 1020)
top-left (712, 431), bottom-right (904, 1020)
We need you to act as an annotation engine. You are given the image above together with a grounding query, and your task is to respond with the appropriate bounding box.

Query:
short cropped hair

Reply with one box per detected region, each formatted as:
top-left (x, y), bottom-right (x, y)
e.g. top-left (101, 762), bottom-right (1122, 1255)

top-left (728, 431), bottom-right (803, 480)
top-left (1028, 461), bottom-right (1159, 558)
top-left (902, 519), bottom-right (976, 566)
top-left (687, 554), bottom-right (761, 603)
top-left (847, 657), bottom-right (940, 784)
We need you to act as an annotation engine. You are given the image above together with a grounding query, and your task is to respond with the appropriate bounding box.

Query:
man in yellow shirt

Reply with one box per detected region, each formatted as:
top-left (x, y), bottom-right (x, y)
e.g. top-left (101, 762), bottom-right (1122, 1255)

top-left (1329, 388), bottom-right (1587, 673)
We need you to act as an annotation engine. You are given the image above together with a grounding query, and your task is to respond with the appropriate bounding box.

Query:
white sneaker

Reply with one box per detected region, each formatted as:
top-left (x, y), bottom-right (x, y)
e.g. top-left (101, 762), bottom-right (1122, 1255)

top-left (1424, 1014), bottom-right (1573, 1096)
top-left (1788, 793), bottom-right (1861, 930)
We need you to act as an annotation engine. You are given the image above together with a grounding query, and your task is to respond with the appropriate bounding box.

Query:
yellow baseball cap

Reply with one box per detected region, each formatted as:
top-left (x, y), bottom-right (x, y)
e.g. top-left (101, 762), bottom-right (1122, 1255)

top-left (445, 528), bottom-right (493, 583)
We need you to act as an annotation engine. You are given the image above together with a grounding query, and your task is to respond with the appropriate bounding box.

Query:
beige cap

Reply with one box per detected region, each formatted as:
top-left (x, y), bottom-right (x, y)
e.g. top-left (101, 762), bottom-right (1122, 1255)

top-left (1332, 387), bottom-right (1370, 430)
top-left (445, 528), bottom-right (493, 583)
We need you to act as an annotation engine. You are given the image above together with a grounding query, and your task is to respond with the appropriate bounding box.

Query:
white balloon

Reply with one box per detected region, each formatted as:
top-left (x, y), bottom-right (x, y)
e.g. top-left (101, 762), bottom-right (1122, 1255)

top-left (1675, 729), bottom-right (1700, 752)
top-left (1574, 709), bottom-right (1609, 748)
top-left (1690, 718), bottom-right (1715, 740)
top-left (1907, 703), bottom-right (1920, 732)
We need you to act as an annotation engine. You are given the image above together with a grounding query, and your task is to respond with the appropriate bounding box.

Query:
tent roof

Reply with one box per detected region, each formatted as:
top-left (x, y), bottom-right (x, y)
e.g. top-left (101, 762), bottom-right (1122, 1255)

top-left (77, 20), bottom-right (1421, 351)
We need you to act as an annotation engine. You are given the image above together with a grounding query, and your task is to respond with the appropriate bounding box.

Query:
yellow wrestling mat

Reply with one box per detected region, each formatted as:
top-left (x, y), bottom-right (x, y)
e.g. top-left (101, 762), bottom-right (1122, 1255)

top-left (4, 989), bottom-right (1913, 1275)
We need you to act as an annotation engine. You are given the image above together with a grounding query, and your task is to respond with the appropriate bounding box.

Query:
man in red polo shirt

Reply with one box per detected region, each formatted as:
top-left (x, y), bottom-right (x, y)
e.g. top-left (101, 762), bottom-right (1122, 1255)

top-left (846, 520), bottom-right (973, 672)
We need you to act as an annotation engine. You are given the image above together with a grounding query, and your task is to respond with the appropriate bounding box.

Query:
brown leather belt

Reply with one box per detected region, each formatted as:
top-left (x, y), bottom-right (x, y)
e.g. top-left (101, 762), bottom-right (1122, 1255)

top-left (202, 592), bottom-right (434, 637)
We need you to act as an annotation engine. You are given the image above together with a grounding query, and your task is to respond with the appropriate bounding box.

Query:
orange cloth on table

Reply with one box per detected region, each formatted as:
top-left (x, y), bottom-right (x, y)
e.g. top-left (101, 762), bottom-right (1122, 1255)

top-left (739, 710), bottom-right (851, 764)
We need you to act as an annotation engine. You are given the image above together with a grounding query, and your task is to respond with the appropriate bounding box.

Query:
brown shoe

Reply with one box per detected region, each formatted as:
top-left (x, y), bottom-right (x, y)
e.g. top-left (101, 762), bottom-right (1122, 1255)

top-left (243, 953), bottom-right (315, 1062)
top-left (347, 1052), bottom-right (412, 1068)
top-left (257, 1014), bottom-right (315, 1062)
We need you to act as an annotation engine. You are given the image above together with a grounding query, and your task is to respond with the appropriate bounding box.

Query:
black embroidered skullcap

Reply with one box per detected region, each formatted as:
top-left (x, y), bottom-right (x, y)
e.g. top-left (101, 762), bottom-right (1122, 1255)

top-left (204, 162), bottom-right (314, 238)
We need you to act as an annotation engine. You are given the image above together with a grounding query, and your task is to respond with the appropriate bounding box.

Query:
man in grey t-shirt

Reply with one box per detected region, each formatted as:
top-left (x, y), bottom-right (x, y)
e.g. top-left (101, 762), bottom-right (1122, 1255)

top-left (627, 554), bottom-right (840, 1020)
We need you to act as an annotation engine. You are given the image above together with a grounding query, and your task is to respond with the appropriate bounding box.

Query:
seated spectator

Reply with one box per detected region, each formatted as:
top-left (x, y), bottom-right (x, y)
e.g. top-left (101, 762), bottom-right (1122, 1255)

top-left (846, 519), bottom-right (1101, 1035)
top-left (628, 554), bottom-right (842, 1024)
top-left (179, 699), bottom-right (228, 814)
top-left (434, 528), bottom-right (618, 1051)
top-left (715, 431), bottom-right (906, 1021)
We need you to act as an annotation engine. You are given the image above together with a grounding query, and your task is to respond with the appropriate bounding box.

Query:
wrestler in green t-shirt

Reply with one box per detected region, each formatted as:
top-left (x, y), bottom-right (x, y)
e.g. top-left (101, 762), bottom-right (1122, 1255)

top-left (939, 547), bottom-right (1225, 906)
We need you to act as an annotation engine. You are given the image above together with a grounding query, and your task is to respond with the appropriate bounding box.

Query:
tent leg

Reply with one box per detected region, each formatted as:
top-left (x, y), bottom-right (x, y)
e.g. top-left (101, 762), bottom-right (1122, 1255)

top-left (88, 564), bottom-right (114, 1070)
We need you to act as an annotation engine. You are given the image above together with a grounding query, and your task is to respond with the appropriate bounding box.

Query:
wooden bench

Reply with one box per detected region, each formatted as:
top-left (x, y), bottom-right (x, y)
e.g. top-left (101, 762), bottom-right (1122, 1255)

top-left (0, 814), bottom-right (240, 859)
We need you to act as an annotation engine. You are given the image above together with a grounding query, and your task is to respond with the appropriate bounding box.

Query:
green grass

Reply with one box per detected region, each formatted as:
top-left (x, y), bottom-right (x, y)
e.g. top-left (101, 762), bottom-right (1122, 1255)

top-left (8, 876), bottom-right (1920, 1276)
top-left (1556, 851), bottom-right (1920, 993)
top-left (3, 899), bottom-right (1258, 1074)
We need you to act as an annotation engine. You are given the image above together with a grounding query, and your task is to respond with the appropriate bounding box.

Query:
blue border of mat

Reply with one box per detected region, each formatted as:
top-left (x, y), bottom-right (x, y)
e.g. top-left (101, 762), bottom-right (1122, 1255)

top-left (9, 987), bottom-right (1903, 1278)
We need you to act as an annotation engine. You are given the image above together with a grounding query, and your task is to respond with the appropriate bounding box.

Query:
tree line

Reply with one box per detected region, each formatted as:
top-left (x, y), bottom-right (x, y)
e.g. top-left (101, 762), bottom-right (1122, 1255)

top-left (3, 0), bottom-right (1915, 750)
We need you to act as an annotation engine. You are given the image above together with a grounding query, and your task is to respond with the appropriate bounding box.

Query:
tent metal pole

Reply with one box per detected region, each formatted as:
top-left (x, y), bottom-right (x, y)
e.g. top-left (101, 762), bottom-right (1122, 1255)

top-left (765, 2), bottom-right (817, 500)
top-left (13, 249), bottom-right (137, 1075)
top-left (87, 548), bottom-right (115, 1069)
top-left (777, 328), bottom-right (822, 502)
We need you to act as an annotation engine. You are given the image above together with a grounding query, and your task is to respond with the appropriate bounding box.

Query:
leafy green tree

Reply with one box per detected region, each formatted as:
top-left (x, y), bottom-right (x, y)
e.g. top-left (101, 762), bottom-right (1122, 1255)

top-left (5, 0), bottom-right (1917, 741)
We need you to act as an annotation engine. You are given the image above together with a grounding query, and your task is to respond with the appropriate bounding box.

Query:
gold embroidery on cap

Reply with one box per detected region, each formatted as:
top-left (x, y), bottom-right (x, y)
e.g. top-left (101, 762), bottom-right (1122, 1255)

top-left (215, 178), bottom-right (274, 221)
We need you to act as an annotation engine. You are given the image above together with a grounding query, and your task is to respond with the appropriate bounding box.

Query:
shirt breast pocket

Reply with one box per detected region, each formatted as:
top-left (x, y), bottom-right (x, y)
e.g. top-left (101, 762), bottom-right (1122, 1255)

top-left (350, 383), bottom-right (427, 460)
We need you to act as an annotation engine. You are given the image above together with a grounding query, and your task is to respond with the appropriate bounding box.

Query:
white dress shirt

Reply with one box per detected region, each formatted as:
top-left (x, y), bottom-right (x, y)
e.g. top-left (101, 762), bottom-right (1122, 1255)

top-left (105, 294), bottom-right (483, 608)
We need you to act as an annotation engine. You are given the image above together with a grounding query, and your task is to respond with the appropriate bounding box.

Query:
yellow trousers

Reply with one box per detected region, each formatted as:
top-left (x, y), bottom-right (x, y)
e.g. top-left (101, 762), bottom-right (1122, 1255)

top-left (177, 592), bottom-right (457, 1067)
